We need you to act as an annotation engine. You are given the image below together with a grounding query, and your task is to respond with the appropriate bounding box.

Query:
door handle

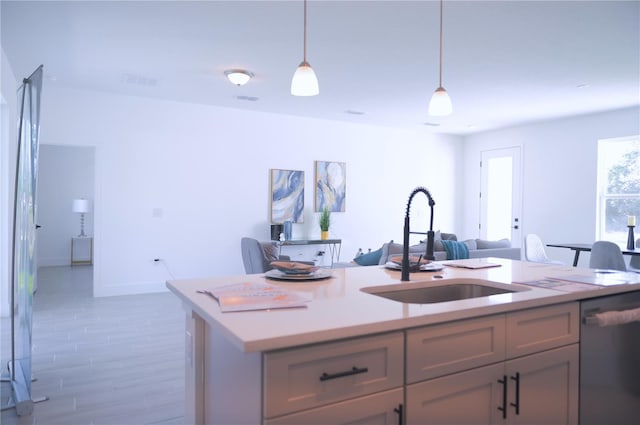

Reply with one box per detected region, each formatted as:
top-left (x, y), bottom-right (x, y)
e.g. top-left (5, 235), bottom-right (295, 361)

top-left (510, 372), bottom-right (520, 415)
top-left (394, 404), bottom-right (403, 425)
top-left (497, 375), bottom-right (508, 419)
top-left (512, 225), bottom-right (519, 229)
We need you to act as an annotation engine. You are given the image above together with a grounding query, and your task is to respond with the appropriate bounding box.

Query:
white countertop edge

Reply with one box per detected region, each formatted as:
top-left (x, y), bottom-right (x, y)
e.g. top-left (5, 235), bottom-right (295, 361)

top-left (167, 262), bottom-right (640, 353)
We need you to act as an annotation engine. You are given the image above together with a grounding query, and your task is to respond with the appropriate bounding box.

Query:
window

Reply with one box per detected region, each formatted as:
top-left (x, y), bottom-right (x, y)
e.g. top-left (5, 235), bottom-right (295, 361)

top-left (596, 136), bottom-right (640, 244)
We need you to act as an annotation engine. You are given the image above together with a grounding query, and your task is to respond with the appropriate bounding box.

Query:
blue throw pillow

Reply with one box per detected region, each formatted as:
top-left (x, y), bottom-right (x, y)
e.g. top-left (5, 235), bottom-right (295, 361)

top-left (354, 248), bottom-right (383, 266)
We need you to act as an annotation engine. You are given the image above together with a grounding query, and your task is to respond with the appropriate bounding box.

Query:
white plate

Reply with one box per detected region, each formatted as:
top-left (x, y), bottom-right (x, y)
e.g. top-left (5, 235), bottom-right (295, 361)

top-left (265, 269), bottom-right (333, 281)
top-left (384, 261), bottom-right (444, 272)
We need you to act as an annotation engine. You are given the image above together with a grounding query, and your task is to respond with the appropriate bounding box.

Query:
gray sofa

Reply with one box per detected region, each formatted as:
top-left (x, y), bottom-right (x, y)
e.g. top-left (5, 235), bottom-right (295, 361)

top-left (350, 232), bottom-right (521, 267)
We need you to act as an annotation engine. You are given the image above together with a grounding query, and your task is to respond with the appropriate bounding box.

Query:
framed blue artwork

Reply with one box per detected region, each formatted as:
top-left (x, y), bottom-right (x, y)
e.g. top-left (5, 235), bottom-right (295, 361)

top-left (315, 161), bottom-right (346, 212)
top-left (270, 169), bottom-right (305, 223)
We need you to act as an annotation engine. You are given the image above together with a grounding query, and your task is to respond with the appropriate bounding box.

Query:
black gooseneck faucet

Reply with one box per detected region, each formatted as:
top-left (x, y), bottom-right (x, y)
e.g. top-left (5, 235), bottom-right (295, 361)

top-left (401, 187), bottom-right (436, 281)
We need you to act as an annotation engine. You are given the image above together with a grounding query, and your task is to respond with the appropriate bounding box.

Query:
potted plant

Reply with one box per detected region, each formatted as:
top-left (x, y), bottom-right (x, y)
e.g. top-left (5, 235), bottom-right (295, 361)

top-left (319, 206), bottom-right (331, 240)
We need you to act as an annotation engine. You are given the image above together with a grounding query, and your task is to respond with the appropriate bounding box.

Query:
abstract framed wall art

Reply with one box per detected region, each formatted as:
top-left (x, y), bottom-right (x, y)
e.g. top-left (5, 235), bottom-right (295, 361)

top-left (315, 161), bottom-right (346, 212)
top-left (270, 169), bottom-right (305, 223)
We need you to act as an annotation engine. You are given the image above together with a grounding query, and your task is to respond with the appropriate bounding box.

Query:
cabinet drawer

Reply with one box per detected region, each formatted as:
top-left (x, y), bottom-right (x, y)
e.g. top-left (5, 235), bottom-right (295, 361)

top-left (506, 302), bottom-right (579, 359)
top-left (265, 388), bottom-right (403, 425)
top-left (406, 315), bottom-right (505, 383)
top-left (264, 332), bottom-right (403, 418)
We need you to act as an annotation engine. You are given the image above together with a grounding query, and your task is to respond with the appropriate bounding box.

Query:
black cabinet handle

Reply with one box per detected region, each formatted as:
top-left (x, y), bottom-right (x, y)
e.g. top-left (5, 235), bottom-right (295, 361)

top-left (510, 372), bottom-right (520, 415)
top-left (319, 366), bottom-right (368, 381)
top-left (394, 403), bottom-right (403, 425)
top-left (497, 375), bottom-right (508, 419)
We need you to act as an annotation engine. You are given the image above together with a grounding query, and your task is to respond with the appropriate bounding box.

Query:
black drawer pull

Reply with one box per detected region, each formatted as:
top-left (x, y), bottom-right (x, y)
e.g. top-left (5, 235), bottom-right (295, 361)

top-left (319, 366), bottom-right (369, 381)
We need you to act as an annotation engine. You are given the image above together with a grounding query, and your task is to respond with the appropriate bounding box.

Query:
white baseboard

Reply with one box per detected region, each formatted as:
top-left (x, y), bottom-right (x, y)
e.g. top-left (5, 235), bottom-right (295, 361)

top-left (93, 280), bottom-right (170, 297)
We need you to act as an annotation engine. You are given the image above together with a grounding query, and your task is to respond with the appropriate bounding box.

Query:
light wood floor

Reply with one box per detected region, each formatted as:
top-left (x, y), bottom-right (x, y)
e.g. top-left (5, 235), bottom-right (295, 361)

top-left (1, 266), bottom-right (185, 425)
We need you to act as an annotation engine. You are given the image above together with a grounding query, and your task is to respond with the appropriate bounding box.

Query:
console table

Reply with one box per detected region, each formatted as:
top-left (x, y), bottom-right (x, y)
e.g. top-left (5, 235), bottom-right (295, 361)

top-left (71, 236), bottom-right (93, 266)
top-left (279, 239), bottom-right (342, 266)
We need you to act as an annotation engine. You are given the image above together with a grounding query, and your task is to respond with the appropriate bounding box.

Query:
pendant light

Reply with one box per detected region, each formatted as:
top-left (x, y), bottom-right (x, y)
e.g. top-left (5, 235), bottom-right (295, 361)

top-left (428, 0), bottom-right (452, 116)
top-left (291, 0), bottom-right (319, 96)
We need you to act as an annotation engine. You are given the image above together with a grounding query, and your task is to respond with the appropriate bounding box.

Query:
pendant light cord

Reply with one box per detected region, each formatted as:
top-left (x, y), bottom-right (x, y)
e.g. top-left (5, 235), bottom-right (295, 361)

top-left (303, 0), bottom-right (308, 63)
top-left (438, 0), bottom-right (444, 88)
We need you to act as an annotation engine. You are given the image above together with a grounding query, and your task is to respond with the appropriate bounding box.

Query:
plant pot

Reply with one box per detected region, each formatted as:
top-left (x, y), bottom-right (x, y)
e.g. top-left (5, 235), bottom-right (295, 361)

top-left (321, 230), bottom-right (329, 240)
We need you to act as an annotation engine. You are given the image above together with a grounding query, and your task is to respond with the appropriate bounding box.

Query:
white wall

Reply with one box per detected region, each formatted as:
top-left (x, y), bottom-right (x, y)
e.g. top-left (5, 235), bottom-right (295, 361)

top-left (1, 47), bottom-right (18, 317)
top-left (37, 145), bottom-right (95, 267)
top-left (40, 86), bottom-right (463, 296)
top-left (462, 107), bottom-right (640, 266)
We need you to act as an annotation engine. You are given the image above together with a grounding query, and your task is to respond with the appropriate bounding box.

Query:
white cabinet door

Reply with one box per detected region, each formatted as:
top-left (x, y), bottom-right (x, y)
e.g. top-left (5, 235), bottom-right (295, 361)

top-left (265, 388), bottom-right (403, 425)
top-left (406, 363), bottom-right (504, 425)
top-left (505, 344), bottom-right (579, 425)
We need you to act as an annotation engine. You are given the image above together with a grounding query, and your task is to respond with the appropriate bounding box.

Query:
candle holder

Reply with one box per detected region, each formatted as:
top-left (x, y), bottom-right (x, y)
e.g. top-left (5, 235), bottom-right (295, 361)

top-left (628, 225), bottom-right (636, 250)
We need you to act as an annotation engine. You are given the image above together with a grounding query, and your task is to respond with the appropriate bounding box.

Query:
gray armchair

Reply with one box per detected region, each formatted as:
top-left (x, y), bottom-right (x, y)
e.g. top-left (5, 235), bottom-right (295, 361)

top-left (240, 237), bottom-right (290, 274)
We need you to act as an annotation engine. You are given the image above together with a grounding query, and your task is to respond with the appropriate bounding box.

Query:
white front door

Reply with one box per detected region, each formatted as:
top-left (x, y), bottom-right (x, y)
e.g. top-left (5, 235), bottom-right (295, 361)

top-left (479, 147), bottom-right (522, 246)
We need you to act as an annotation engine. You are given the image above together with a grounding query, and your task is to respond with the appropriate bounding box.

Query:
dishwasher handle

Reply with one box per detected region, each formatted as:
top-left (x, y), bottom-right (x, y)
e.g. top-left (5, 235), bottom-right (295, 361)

top-left (584, 306), bottom-right (640, 327)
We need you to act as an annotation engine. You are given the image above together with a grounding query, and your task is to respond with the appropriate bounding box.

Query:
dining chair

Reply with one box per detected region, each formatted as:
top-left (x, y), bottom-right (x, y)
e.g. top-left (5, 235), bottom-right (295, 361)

top-left (629, 238), bottom-right (640, 272)
top-left (589, 241), bottom-right (627, 271)
top-left (241, 237), bottom-right (290, 274)
top-left (524, 234), bottom-right (564, 264)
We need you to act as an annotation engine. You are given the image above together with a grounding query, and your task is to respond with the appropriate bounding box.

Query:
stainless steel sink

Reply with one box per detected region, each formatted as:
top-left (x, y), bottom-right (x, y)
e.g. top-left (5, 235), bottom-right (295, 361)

top-left (361, 278), bottom-right (529, 304)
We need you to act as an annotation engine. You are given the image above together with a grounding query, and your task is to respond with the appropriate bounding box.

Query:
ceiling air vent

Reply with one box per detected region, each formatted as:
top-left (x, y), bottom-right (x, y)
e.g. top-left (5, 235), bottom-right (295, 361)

top-left (121, 73), bottom-right (158, 87)
top-left (236, 95), bottom-right (259, 102)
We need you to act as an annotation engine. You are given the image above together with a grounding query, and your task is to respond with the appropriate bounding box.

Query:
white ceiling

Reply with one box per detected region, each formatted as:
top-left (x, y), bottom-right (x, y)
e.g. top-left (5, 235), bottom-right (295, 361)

top-left (2, 0), bottom-right (639, 135)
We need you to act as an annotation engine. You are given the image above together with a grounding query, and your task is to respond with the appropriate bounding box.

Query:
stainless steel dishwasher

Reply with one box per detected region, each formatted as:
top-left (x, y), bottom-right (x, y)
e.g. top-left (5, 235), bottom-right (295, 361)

top-left (580, 290), bottom-right (640, 425)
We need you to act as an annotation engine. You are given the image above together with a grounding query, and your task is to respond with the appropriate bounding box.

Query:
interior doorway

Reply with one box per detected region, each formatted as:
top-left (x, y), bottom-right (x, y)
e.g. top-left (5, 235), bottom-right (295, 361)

top-left (479, 147), bottom-right (522, 246)
top-left (36, 145), bottom-right (96, 292)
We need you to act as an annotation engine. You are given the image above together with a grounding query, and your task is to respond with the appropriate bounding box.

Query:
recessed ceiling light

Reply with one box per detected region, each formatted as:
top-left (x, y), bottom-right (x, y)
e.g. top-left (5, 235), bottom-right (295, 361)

top-left (467, 124), bottom-right (477, 129)
top-left (225, 69), bottom-right (254, 86)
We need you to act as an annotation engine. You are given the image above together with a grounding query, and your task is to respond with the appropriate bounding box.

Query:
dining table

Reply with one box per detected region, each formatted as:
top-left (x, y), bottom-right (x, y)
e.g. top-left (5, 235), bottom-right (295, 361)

top-left (546, 242), bottom-right (640, 267)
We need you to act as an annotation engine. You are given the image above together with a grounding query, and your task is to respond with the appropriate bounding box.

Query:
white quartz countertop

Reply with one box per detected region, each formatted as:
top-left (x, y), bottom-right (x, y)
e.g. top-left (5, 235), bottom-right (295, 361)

top-left (166, 258), bottom-right (640, 353)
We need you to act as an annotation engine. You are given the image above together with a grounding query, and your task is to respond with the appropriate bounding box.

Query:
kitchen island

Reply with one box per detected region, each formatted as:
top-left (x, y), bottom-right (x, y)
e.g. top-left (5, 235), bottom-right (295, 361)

top-left (167, 258), bottom-right (640, 425)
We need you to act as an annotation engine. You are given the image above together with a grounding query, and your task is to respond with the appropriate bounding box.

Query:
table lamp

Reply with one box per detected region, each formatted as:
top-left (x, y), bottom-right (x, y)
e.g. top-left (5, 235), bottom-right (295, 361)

top-left (72, 198), bottom-right (91, 237)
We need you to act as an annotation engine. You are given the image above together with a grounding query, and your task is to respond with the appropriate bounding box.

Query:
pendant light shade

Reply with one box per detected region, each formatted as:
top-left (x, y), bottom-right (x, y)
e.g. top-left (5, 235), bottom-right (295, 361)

top-left (428, 87), bottom-right (452, 116)
top-left (291, 0), bottom-right (319, 96)
top-left (429, 0), bottom-right (452, 116)
top-left (291, 61), bottom-right (319, 96)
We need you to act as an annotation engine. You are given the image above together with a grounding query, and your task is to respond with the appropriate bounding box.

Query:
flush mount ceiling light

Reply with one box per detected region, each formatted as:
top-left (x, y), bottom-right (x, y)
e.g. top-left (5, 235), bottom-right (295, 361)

top-left (291, 0), bottom-right (319, 96)
top-left (224, 69), bottom-right (254, 86)
top-left (428, 0), bottom-right (453, 116)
